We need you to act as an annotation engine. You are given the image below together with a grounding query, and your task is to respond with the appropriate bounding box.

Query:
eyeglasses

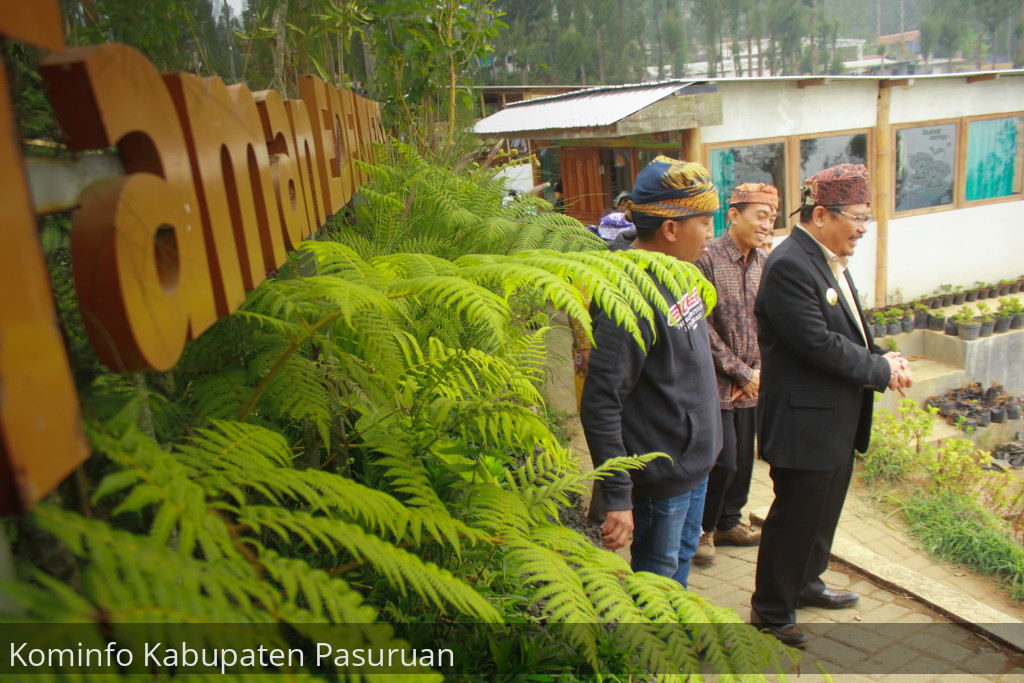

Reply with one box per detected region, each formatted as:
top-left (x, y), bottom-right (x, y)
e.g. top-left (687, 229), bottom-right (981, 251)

top-left (829, 208), bottom-right (874, 224)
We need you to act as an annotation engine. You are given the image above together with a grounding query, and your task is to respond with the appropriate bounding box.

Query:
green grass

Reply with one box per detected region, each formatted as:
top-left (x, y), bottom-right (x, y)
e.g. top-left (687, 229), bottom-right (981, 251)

top-left (900, 492), bottom-right (1024, 601)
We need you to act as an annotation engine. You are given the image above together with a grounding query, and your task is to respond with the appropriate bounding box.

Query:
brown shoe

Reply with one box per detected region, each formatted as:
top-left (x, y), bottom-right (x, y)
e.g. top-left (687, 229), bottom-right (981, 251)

top-left (693, 531), bottom-right (715, 565)
top-left (714, 522), bottom-right (761, 547)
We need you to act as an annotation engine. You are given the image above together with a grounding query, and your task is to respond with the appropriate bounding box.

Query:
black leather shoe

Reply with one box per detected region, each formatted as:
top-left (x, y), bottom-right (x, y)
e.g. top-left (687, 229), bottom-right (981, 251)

top-left (798, 587), bottom-right (859, 609)
top-left (750, 610), bottom-right (808, 648)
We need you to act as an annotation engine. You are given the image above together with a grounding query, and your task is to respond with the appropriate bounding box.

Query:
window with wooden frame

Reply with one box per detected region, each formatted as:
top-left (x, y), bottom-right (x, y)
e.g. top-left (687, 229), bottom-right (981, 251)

top-left (964, 113), bottom-right (1024, 204)
top-left (894, 120), bottom-right (958, 214)
top-left (799, 131), bottom-right (869, 183)
top-left (706, 138), bottom-right (788, 237)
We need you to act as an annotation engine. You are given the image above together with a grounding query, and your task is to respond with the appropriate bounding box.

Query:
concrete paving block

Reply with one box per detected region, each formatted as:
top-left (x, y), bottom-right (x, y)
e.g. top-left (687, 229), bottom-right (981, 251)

top-left (859, 602), bottom-right (915, 623)
top-left (847, 579), bottom-right (885, 597)
top-left (872, 621), bottom-right (930, 639)
top-left (685, 573), bottom-right (721, 591)
top-left (856, 644), bottom-right (923, 674)
top-left (830, 538), bottom-right (1024, 652)
top-left (929, 640), bottom-right (974, 663)
top-left (808, 637), bottom-right (871, 669)
top-left (825, 625), bottom-right (893, 653)
top-left (894, 656), bottom-right (945, 678)
top-left (697, 581), bottom-right (744, 603)
top-left (959, 651), bottom-right (1016, 675)
top-left (920, 563), bottom-right (956, 582)
top-left (927, 622), bottom-right (980, 643)
top-left (900, 611), bottom-right (938, 623)
top-left (900, 553), bottom-right (937, 572)
top-left (713, 562), bottom-right (759, 584)
top-left (904, 631), bottom-right (941, 651)
top-left (822, 568), bottom-right (851, 588)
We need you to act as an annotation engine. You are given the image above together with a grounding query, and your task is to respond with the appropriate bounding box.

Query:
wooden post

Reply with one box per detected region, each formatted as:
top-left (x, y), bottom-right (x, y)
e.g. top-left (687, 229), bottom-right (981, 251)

top-left (875, 83), bottom-right (892, 308)
top-left (682, 127), bottom-right (702, 163)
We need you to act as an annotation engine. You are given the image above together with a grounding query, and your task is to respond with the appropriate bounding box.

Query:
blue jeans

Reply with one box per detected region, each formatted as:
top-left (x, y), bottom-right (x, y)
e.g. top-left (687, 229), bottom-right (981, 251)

top-left (630, 478), bottom-right (708, 588)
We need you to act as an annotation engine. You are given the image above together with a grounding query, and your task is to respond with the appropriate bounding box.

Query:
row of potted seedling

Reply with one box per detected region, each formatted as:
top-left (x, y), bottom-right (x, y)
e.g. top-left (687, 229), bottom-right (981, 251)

top-left (925, 382), bottom-right (1023, 433)
top-left (925, 278), bottom-right (1024, 308)
top-left (869, 298), bottom-right (1024, 339)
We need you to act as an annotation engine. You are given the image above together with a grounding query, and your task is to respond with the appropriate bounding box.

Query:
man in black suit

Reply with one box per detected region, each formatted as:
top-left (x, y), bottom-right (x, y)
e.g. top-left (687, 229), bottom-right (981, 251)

top-left (750, 164), bottom-right (912, 647)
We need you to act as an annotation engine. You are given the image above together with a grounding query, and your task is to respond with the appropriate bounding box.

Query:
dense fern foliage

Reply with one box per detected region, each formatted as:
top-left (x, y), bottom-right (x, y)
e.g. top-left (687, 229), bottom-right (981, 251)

top-left (2, 144), bottom-right (794, 680)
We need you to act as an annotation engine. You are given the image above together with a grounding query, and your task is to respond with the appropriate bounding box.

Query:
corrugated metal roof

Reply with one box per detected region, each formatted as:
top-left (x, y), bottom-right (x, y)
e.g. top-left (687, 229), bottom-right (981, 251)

top-left (473, 79), bottom-right (706, 135)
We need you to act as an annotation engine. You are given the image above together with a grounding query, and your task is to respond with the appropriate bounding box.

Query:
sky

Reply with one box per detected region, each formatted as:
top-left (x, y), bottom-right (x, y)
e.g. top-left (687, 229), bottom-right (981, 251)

top-left (225, 0), bottom-right (246, 18)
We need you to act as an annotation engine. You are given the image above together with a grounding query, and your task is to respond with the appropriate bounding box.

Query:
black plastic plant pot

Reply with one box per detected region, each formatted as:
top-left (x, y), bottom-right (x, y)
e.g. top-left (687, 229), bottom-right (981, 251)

top-left (929, 315), bottom-right (946, 331)
top-left (874, 323), bottom-right (886, 338)
top-left (970, 408), bottom-right (991, 427)
top-left (887, 321), bottom-right (902, 335)
top-left (994, 316), bottom-right (1012, 333)
top-left (931, 298), bottom-right (942, 309)
top-left (915, 313), bottom-right (929, 329)
top-left (901, 317), bottom-right (914, 333)
top-left (990, 406), bottom-right (1006, 423)
top-left (1008, 403), bottom-right (1023, 420)
top-left (965, 290), bottom-right (978, 302)
top-left (925, 396), bottom-right (942, 411)
top-left (939, 399), bottom-right (957, 417)
top-left (1011, 283), bottom-right (1021, 294)
top-left (945, 318), bottom-right (959, 336)
top-left (979, 320), bottom-right (995, 337)
top-left (953, 293), bottom-right (966, 304)
top-left (941, 295), bottom-right (954, 306)
top-left (957, 322), bottom-right (981, 340)
top-left (1012, 313), bottom-right (1024, 329)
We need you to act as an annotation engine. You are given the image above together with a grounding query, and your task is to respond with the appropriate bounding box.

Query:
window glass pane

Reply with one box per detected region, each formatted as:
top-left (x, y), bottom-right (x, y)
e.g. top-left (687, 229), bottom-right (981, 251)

top-left (966, 116), bottom-right (1024, 201)
top-left (636, 149), bottom-right (663, 170)
top-left (894, 123), bottom-right (956, 212)
top-left (708, 143), bottom-right (786, 237)
top-left (800, 133), bottom-right (868, 179)
top-left (609, 149), bottom-right (633, 199)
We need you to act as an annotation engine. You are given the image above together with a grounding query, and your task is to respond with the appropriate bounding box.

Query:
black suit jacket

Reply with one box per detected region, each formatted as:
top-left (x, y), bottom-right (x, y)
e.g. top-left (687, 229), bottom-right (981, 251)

top-left (755, 227), bottom-right (892, 471)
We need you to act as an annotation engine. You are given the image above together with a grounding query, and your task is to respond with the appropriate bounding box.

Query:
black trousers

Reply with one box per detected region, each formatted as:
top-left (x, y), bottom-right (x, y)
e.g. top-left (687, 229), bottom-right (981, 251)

top-left (701, 407), bottom-right (756, 532)
top-left (750, 458), bottom-right (854, 624)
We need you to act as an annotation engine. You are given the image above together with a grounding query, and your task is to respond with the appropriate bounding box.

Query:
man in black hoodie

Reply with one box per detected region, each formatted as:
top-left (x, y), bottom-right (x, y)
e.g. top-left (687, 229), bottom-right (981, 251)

top-left (580, 156), bottom-right (723, 588)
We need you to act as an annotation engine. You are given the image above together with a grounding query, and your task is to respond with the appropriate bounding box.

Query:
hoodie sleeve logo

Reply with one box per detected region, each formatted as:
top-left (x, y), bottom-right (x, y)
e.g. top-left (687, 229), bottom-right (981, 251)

top-left (668, 287), bottom-right (706, 330)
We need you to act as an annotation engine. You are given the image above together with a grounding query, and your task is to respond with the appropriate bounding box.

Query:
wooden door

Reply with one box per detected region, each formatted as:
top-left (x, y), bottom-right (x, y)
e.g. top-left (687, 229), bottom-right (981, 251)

top-left (560, 147), bottom-right (606, 224)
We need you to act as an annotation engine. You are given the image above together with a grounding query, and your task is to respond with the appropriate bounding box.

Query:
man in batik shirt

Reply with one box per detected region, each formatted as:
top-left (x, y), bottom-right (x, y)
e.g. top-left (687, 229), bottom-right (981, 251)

top-left (693, 183), bottom-right (778, 565)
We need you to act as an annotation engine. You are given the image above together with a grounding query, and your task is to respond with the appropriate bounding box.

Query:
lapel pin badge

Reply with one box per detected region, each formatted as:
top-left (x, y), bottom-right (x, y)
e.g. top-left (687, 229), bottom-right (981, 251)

top-left (826, 288), bottom-right (839, 306)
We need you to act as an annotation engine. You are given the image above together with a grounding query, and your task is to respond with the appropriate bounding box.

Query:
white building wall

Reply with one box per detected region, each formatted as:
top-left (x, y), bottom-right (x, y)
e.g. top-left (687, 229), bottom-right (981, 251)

top-left (701, 76), bottom-right (1024, 305)
top-left (889, 77), bottom-right (1024, 122)
top-left (886, 204), bottom-right (1024, 301)
top-left (702, 80), bottom-right (878, 143)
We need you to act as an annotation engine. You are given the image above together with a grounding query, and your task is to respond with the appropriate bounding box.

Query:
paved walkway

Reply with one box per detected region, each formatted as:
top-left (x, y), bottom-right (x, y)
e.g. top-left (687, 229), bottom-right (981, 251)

top-left (546, 320), bottom-right (1024, 678)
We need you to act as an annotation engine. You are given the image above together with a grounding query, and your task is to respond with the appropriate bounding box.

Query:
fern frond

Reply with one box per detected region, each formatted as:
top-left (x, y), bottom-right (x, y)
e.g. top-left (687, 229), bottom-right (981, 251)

top-left (239, 507), bottom-right (500, 623)
top-left (386, 276), bottom-right (510, 344)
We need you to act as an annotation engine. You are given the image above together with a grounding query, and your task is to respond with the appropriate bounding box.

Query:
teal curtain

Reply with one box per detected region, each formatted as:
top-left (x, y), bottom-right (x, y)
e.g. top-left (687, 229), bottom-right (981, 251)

top-left (709, 149), bottom-right (736, 237)
top-left (966, 118), bottom-right (1019, 201)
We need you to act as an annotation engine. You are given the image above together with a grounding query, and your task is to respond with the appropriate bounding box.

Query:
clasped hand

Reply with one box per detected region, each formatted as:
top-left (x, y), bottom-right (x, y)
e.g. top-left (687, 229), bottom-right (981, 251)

top-left (884, 351), bottom-right (914, 396)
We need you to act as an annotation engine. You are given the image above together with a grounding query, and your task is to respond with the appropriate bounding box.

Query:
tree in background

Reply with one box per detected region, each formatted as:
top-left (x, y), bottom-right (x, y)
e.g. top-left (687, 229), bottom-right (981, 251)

top-left (692, 2), bottom-right (723, 77)
top-left (766, 0), bottom-right (805, 75)
top-left (973, 0), bottom-right (1016, 67)
top-left (662, 2), bottom-right (689, 77)
top-left (64, 0), bottom-right (239, 77)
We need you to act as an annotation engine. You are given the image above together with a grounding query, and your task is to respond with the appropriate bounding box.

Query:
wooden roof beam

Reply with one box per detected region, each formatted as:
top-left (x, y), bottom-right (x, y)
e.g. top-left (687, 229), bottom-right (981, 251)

top-left (796, 78), bottom-right (831, 89)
